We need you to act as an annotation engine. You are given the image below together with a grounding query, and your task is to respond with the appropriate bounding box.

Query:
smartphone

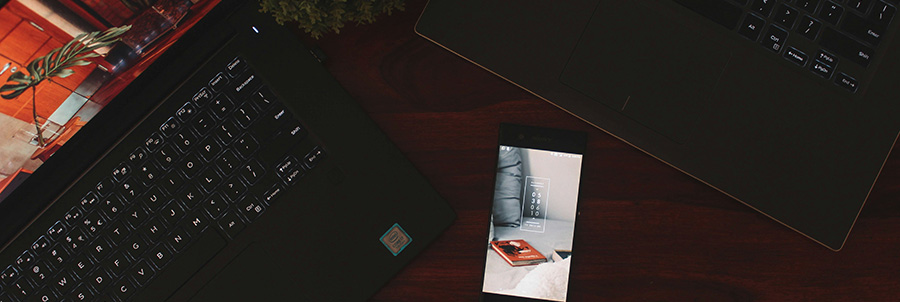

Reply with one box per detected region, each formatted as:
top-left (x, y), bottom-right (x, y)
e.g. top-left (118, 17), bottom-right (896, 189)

top-left (482, 124), bottom-right (587, 302)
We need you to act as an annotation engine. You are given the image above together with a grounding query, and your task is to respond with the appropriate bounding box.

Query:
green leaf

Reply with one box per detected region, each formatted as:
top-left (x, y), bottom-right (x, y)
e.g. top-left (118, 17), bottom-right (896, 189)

top-left (51, 68), bottom-right (74, 78)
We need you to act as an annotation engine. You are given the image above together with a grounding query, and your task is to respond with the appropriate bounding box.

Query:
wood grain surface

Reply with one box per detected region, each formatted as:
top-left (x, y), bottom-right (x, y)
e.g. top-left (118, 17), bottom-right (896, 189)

top-left (297, 1), bottom-right (900, 300)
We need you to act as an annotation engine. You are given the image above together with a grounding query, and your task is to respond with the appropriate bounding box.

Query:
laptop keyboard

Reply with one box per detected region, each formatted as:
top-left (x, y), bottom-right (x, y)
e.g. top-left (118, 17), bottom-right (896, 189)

top-left (673, 0), bottom-right (897, 93)
top-left (0, 57), bottom-right (323, 302)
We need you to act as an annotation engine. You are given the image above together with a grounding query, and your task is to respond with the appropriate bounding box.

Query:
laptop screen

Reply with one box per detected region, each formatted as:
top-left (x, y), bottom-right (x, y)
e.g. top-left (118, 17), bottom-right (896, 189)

top-left (0, 0), bottom-right (218, 245)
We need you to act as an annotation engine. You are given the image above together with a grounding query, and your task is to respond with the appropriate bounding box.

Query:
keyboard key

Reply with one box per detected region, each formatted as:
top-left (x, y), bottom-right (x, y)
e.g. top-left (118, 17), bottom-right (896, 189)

top-left (751, 0), bottom-right (777, 16)
top-left (226, 57), bottom-right (248, 78)
top-left (835, 72), bottom-right (859, 92)
top-left (88, 238), bottom-right (113, 262)
top-left (197, 137), bottom-right (223, 162)
top-left (107, 219), bottom-right (131, 244)
top-left (64, 228), bottom-right (89, 252)
top-left (848, 0), bottom-right (872, 12)
top-left (100, 194), bottom-right (124, 218)
top-left (809, 60), bottom-right (834, 79)
top-left (760, 25), bottom-right (788, 52)
top-left (128, 147), bottom-right (147, 165)
top-left (250, 86), bottom-right (276, 111)
top-left (218, 211), bottom-right (246, 239)
top-left (155, 143), bottom-right (178, 169)
top-left (241, 159), bottom-right (265, 185)
top-left (202, 193), bottom-right (228, 219)
top-left (216, 150), bottom-right (241, 175)
top-left (109, 277), bottom-right (136, 301)
top-left (173, 130), bottom-right (198, 153)
top-left (160, 171), bottom-right (185, 194)
top-left (103, 252), bottom-right (131, 277)
top-left (140, 187), bottom-right (167, 212)
top-left (871, 1), bottom-right (895, 25)
top-left (94, 177), bottom-right (114, 197)
top-left (46, 221), bottom-right (66, 241)
top-left (137, 160), bottom-right (162, 185)
top-left (148, 244), bottom-right (173, 269)
top-left (209, 72), bottom-right (229, 92)
top-left (63, 207), bottom-right (83, 227)
top-left (234, 134), bottom-right (259, 158)
top-left (118, 177), bottom-right (144, 200)
top-left (69, 254), bottom-right (93, 280)
top-left (124, 235), bottom-right (149, 259)
top-left (231, 71), bottom-right (262, 100)
top-left (68, 284), bottom-right (94, 301)
top-left (129, 260), bottom-right (155, 286)
top-left (179, 154), bottom-right (203, 179)
top-left (841, 12), bottom-right (886, 45)
top-left (168, 227), bottom-right (191, 252)
top-left (143, 132), bottom-right (164, 152)
top-left (210, 95), bottom-right (233, 119)
top-left (0, 266), bottom-right (18, 286)
top-left (88, 267), bottom-right (112, 292)
top-left (819, 27), bottom-right (875, 67)
top-left (160, 201), bottom-right (186, 226)
top-left (215, 119), bottom-right (240, 144)
top-left (192, 87), bottom-right (213, 105)
top-left (796, 0), bottom-right (820, 12)
top-left (111, 162), bottom-right (130, 183)
top-left (775, 4), bottom-right (799, 29)
top-left (30, 236), bottom-right (51, 257)
top-left (9, 278), bottom-right (32, 300)
top-left (159, 117), bottom-right (181, 137)
top-left (33, 286), bottom-right (58, 302)
top-left (198, 167), bottom-right (223, 193)
top-left (183, 210), bottom-right (211, 237)
top-left (819, 1), bottom-right (844, 24)
top-left (82, 211), bottom-right (106, 236)
top-left (15, 251), bottom-right (35, 272)
top-left (79, 192), bottom-right (99, 210)
top-left (124, 203), bottom-right (149, 228)
top-left (222, 177), bottom-right (246, 201)
top-left (738, 13), bottom-right (766, 41)
top-left (50, 271), bottom-right (75, 298)
top-left (304, 146), bottom-right (326, 169)
top-left (142, 218), bottom-right (167, 242)
top-left (816, 50), bottom-right (838, 65)
top-left (191, 110), bottom-right (216, 135)
top-left (237, 195), bottom-right (265, 222)
top-left (24, 261), bottom-right (53, 283)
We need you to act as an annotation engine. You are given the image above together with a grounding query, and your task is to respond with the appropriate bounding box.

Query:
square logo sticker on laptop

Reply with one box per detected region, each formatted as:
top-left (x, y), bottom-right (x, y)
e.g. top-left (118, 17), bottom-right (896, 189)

top-left (380, 223), bottom-right (412, 256)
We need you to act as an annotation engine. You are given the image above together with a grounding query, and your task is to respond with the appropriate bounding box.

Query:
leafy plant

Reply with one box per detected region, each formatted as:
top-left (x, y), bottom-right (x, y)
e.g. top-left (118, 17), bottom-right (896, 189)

top-left (0, 25), bottom-right (131, 146)
top-left (259, 0), bottom-right (405, 39)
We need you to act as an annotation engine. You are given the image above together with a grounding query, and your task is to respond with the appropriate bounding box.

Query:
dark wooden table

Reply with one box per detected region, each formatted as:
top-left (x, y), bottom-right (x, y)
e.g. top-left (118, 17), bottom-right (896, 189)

top-left (300, 1), bottom-right (900, 300)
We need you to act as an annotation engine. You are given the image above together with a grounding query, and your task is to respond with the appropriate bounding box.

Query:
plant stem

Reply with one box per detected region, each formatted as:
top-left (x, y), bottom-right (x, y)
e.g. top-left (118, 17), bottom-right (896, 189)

top-left (31, 85), bottom-right (45, 147)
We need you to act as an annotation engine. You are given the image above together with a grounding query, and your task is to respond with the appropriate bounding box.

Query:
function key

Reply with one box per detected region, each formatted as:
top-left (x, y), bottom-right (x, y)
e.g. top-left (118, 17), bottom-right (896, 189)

top-left (111, 162), bottom-right (130, 183)
top-left (226, 57), bottom-right (248, 78)
top-left (46, 221), bottom-right (66, 241)
top-left (144, 132), bottom-right (164, 152)
top-left (208, 72), bottom-right (230, 92)
top-left (95, 177), bottom-right (114, 197)
top-left (79, 192), bottom-right (100, 209)
top-left (159, 117), bottom-right (181, 137)
top-left (819, 1), bottom-right (844, 24)
top-left (0, 265), bottom-right (18, 285)
top-left (192, 87), bottom-right (212, 105)
top-left (175, 102), bottom-right (197, 122)
top-left (63, 207), bottom-right (82, 226)
top-left (127, 148), bottom-right (147, 168)
top-left (835, 72), bottom-right (859, 92)
top-left (14, 251), bottom-right (34, 273)
top-left (739, 14), bottom-right (766, 41)
top-left (30, 236), bottom-right (51, 255)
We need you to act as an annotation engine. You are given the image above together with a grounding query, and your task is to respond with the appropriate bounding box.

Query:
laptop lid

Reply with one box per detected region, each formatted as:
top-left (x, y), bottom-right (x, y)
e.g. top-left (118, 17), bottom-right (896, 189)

top-left (416, 0), bottom-right (900, 250)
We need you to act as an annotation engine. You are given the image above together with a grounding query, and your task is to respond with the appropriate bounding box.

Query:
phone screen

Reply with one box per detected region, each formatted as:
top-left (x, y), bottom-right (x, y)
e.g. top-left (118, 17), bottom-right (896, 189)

top-left (482, 127), bottom-right (585, 302)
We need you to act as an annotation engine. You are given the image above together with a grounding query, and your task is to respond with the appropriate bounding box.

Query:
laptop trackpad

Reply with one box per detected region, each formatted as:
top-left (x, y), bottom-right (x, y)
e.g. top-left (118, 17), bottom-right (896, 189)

top-left (560, 1), bottom-right (732, 144)
top-left (188, 244), bottom-right (306, 301)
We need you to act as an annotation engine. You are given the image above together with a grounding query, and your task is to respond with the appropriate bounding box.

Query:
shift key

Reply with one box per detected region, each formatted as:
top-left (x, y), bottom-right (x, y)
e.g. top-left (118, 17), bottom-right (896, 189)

top-left (819, 27), bottom-right (874, 67)
top-left (131, 230), bottom-right (226, 302)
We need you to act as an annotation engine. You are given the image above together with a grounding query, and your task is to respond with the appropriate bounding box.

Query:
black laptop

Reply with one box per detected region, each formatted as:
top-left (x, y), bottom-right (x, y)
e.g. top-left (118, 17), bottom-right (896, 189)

top-left (417, 0), bottom-right (900, 250)
top-left (0, 1), bottom-right (454, 301)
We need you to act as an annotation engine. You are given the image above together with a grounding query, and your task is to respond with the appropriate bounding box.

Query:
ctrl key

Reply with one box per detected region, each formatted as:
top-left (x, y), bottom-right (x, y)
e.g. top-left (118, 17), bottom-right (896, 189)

top-left (834, 73), bottom-right (859, 93)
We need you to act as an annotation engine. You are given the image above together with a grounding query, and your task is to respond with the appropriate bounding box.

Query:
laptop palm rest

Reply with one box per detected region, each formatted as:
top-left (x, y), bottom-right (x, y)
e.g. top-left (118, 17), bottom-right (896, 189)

top-left (561, 1), bottom-right (732, 144)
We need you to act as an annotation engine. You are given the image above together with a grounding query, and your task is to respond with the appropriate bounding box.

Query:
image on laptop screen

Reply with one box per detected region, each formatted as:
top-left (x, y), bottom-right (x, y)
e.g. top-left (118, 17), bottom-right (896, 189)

top-left (0, 0), bottom-right (204, 203)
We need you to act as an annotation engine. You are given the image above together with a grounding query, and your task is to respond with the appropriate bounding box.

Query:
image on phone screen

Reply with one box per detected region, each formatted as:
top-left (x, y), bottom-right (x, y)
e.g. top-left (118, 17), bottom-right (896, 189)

top-left (483, 143), bottom-right (584, 302)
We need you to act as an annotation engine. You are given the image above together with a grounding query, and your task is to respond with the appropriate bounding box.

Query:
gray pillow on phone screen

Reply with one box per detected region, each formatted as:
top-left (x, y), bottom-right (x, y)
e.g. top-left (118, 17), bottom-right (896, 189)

top-left (493, 148), bottom-right (523, 227)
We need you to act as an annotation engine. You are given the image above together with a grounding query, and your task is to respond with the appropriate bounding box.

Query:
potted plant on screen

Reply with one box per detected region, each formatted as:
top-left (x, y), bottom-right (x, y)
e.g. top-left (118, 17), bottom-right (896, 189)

top-left (259, 0), bottom-right (405, 38)
top-left (0, 25), bottom-right (130, 147)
